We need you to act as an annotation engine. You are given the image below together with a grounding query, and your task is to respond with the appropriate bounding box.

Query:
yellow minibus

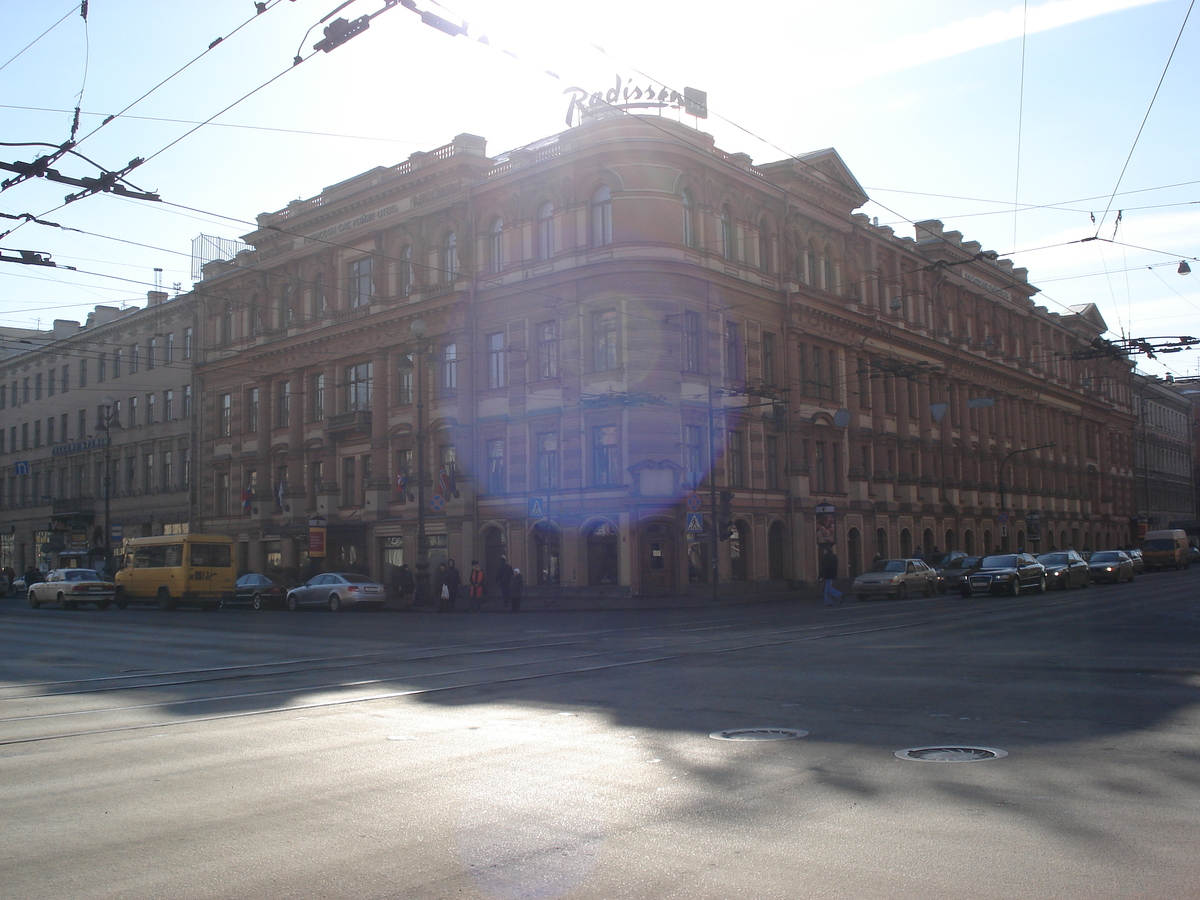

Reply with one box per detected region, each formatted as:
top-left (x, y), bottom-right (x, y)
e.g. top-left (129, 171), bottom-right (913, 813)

top-left (114, 534), bottom-right (236, 610)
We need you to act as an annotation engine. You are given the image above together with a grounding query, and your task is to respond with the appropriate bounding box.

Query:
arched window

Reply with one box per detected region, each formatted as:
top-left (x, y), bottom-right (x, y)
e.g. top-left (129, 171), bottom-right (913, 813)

top-left (590, 186), bottom-right (612, 247)
top-left (758, 218), bottom-right (771, 272)
top-left (721, 205), bottom-right (735, 261)
top-left (536, 202), bottom-right (554, 261)
top-left (488, 220), bottom-right (503, 275)
top-left (397, 246), bottom-right (412, 296)
top-left (313, 272), bottom-right (327, 316)
top-left (442, 232), bottom-right (458, 279)
top-left (681, 189), bottom-right (696, 249)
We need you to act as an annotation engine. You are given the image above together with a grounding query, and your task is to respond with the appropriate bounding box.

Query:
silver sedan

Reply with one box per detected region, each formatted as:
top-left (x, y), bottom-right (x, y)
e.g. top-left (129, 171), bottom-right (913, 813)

top-left (285, 572), bottom-right (386, 611)
top-left (851, 559), bottom-right (937, 601)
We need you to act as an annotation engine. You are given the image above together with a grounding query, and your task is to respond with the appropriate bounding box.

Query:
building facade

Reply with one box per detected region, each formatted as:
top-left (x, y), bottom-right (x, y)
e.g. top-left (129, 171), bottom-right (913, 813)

top-left (0, 294), bottom-right (197, 574)
top-left (192, 115), bottom-right (1139, 598)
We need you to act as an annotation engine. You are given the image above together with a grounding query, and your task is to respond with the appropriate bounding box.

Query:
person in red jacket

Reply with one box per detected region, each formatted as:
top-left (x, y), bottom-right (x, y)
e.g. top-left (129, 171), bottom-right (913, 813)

top-left (468, 560), bottom-right (486, 612)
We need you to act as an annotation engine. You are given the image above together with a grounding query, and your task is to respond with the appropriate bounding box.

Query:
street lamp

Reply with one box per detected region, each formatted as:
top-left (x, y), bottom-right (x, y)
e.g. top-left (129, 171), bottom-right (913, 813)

top-left (398, 319), bottom-right (433, 606)
top-left (998, 442), bottom-right (1055, 550)
top-left (98, 397), bottom-right (121, 574)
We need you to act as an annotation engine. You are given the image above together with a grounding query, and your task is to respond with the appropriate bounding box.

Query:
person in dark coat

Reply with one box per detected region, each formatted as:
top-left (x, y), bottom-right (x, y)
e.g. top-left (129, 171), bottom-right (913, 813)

top-left (443, 559), bottom-right (461, 612)
top-left (391, 564), bottom-right (415, 607)
top-left (509, 567), bottom-right (524, 612)
top-left (819, 549), bottom-right (841, 606)
top-left (494, 556), bottom-right (514, 608)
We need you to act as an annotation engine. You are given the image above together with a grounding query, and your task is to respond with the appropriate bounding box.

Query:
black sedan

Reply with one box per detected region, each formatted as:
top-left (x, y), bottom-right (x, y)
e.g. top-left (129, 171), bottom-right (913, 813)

top-left (235, 573), bottom-right (288, 610)
top-left (936, 555), bottom-right (981, 594)
top-left (1035, 550), bottom-right (1090, 590)
top-left (1087, 550), bottom-right (1135, 584)
top-left (962, 553), bottom-right (1047, 596)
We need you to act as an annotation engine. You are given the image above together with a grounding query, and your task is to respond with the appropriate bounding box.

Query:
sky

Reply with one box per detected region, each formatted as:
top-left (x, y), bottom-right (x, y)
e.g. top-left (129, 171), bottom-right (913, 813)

top-left (1, 0), bottom-right (1197, 378)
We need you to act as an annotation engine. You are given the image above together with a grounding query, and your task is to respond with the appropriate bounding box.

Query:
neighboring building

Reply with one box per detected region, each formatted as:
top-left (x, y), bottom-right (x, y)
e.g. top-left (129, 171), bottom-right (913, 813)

top-left (192, 114), bottom-right (1138, 598)
top-left (0, 294), bottom-right (197, 574)
top-left (1130, 373), bottom-right (1194, 535)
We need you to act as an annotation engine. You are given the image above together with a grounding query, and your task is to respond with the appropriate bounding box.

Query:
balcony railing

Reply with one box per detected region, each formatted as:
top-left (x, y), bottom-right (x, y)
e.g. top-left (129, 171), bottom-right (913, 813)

top-left (325, 410), bottom-right (372, 438)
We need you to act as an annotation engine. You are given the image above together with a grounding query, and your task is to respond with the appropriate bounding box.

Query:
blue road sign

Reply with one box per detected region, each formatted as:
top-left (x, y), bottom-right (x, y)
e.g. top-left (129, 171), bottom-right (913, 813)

top-left (529, 497), bottom-right (546, 517)
top-left (686, 512), bottom-right (704, 532)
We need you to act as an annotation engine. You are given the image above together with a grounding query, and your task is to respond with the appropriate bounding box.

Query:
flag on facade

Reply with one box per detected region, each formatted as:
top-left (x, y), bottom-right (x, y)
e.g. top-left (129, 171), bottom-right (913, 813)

top-left (241, 487), bottom-right (252, 510)
top-left (438, 467), bottom-right (457, 497)
top-left (396, 472), bottom-right (407, 492)
top-left (275, 481), bottom-right (286, 509)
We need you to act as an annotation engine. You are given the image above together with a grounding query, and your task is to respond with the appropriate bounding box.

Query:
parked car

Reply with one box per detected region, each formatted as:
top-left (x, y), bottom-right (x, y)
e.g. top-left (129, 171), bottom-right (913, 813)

top-left (1126, 548), bottom-right (1145, 576)
top-left (27, 568), bottom-right (115, 609)
top-left (1035, 550), bottom-right (1090, 590)
top-left (851, 559), bottom-right (936, 601)
top-left (235, 573), bottom-right (288, 610)
top-left (285, 572), bottom-right (386, 611)
top-left (937, 555), bottom-right (981, 594)
top-left (1190, 545), bottom-right (1200, 565)
top-left (962, 553), bottom-right (1047, 596)
top-left (1087, 550), bottom-right (1135, 584)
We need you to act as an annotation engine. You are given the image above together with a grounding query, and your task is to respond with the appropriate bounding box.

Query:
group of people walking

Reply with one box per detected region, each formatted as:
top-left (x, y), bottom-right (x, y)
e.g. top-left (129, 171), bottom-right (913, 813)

top-left (389, 557), bottom-right (524, 612)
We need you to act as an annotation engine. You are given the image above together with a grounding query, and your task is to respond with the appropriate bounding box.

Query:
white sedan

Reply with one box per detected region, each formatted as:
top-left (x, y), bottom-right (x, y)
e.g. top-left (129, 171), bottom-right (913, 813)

top-left (28, 568), bottom-right (116, 610)
top-left (851, 558), bottom-right (937, 601)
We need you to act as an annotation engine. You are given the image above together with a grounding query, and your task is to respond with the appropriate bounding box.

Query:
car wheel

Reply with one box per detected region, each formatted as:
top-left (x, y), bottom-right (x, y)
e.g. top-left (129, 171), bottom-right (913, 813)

top-left (924, 580), bottom-right (934, 598)
top-left (1011, 578), bottom-right (1021, 596)
top-left (157, 587), bottom-right (175, 611)
top-left (896, 583), bottom-right (908, 601)
top-left (286, 593), bottom-right (300, 611)
top-left (251, 592), bottom-right (264, 611)
top-left (28, 591), bottom-right (40, 609)
top-left (1037, 576), bottom-right (1046, 594)
top-left (328, 594), bottom-right (342, 612)
top-left (96, 601), bottom-right (111, 610)
top-left (58, 592), bottom-right (79, 610)
top-left (114, 587), bottom-right (129, 609)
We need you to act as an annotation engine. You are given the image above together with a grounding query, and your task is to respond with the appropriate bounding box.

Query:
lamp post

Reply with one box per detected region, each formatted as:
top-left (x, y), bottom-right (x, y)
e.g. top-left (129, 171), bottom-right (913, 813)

top-left (399, 319), bottom-right (433, 606)
top-left (98, 397), bottom-right (120, 574)
top-left (997, 442), bottom-right (1055, 550)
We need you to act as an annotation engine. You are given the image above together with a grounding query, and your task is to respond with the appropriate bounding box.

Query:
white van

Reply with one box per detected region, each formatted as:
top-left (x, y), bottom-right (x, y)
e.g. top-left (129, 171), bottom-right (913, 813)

top-left (1141, 529), bottom-right (1189, 571)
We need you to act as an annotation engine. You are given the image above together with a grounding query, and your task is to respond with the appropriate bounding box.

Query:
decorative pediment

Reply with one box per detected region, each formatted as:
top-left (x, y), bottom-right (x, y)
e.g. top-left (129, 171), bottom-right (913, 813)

top-left (629, 459), bottom-right (683, 497)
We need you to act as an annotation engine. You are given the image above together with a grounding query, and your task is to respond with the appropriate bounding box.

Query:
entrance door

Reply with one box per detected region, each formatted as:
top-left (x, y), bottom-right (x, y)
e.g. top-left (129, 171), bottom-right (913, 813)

top-left (640, 522), bottom-right (675, 596)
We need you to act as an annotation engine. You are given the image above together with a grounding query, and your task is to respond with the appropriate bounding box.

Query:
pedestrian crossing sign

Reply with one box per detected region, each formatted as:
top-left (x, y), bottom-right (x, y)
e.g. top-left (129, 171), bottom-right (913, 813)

top-left (529, 497), bottom-right (545, 517)
top-left (686, 513), bottom-right (703, 532)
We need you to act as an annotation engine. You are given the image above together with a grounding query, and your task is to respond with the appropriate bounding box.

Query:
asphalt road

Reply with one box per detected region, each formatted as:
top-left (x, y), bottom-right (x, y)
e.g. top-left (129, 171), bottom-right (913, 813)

top-left (2, 571), bottom-right (1199, 900)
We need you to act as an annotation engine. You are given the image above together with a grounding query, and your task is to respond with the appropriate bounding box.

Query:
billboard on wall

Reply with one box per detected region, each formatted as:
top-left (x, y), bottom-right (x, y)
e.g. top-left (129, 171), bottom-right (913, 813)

top-left (815, 502), bottom-right (836, 548)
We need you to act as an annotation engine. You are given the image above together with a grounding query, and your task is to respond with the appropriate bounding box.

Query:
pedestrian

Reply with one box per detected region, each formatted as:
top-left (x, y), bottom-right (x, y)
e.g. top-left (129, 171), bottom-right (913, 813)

top-left (468, 560), bottom-right (486, 611)
top-left (819, 548), bottom-right (842, 606)
top-left (435, 563), bottom-right (449, 612)
top-left (392, 563), bottom-right (415, 608)
top-left (443, 559), bottom-right (461, 612)
top-left (24, 566), bottom-right (44, 588)
top-left (510, 566), bottom-right (523, 612)
top-left (495, 555), bottom-right (514, 608)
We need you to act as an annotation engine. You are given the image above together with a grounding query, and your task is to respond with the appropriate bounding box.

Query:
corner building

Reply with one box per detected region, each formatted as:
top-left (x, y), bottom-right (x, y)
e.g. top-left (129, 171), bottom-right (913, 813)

top-left (195, 115), bottom-right (1137, 599)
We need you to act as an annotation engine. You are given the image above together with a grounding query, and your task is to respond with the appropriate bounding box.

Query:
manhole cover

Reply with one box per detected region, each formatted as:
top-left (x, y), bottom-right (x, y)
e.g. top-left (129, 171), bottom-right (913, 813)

top-left (895, 746), bottom-right (1008, 761)
top-left (709, 728), bottom-right (808, 741)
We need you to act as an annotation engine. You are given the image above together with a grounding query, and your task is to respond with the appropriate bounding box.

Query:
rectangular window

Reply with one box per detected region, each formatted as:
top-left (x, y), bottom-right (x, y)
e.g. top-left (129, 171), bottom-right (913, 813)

top-left (78, 408), bottom-right (86, 438)
top-left (342, 456), bottom-right (357, 507)
top-left (47, 416), bottom-right (55, 446)
top-left (98, 353), bottom-right (106, 382)
top-left (113, 349), bottom-right (122, 377)
top-left (181, 447), bottom-right (190, 490)
top-left (219, 393), bottom-right (231, 437)
top-left (727, 431), bottom-right (745, 488)
top-left (762, 332), bottom-right (776, 385)
top-left (311, 373), bottom-right (325, 420)
top-left (60, 413), bottom-right (68, 441)
top-left (486, 439), bottom-right (505, 493)
top-left (165, 333), bottom-right (174, 364)
top-left (592, 310), bottom-right (618, 371)
top-left (683, 310), bottom-right (702, 373)
top-left (536, 432), bottom-right (559, 490)
top-left (487, 331), bottom-right (506, 389)
top-left (349, 257), bottom-right (373, 308)
top-left (183, 327), bottom-right (192, 359)
top-left (146, 338), bottom-right (156, 370)
top-left (397, 357), bottom-right (413, 405)
top-left (537, 321), bottom-right (558, 380)
top-left (441, 344), bottom-right (458, 394)
top-left (34, 373), bottom-right (42, 400)
top-left (162, 450), bottom-right (173, 492)
top-left (61, 366), bottom-right (69, 393)
top-left (309, 459), bottom-right (323, 505)
top-left (182, 384), bottom-right (192, 418)
top-left (163, 390), bottom-right (173, 420)
top-left (814, 441), bottom-right (828, 493)
top-left (346, 362), bottom-right (372, 410)
top-left (592, 425), bottom-right (619, 486)
top-left (725, 321), bottom-right (742, 382)
top-left (47, 370), bottom-right (55, 397)
top-left (23, 377), bottom-right (29, 403)
top-left (142, 453), bottom-right (154, 494)
top-left (684, 423), bottom-right (705, 487)
top-left (216, 472), bottom-right (230, 516)
top-left (79, 359), bottom-right (87, 388)
top-left (130, 344), bottom-right (139, 373)
top-left (766, 435), bottom-right (780, 490)
top-left (20, 423), bottom-right (28, 451)
top-left (276, 381), bottom-right (290, 429)
top-left (146, 393), bottom-right (155, 425)
top-left (247, 387), bottom-right (259, 433)
top-left (33, 420), bottom-right (41, 448)
top-left (394, 450), bottom-right (411, 499)
top-left (128, 396), bottom-right (138, 428)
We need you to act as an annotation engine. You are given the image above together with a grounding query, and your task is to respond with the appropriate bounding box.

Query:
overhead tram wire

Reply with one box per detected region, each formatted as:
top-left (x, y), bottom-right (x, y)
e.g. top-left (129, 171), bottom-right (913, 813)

top-left (1093, 0), bottom-right (1196, 236)
top-left (0, 4), bottom-right (75, 75)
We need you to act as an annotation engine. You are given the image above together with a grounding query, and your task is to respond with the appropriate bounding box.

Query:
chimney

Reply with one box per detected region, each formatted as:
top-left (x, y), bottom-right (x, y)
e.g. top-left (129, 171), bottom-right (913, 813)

top-left (147, 290), bottom-right (169, 306)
